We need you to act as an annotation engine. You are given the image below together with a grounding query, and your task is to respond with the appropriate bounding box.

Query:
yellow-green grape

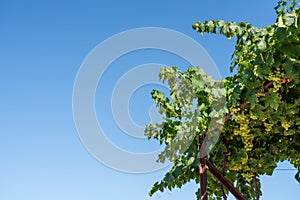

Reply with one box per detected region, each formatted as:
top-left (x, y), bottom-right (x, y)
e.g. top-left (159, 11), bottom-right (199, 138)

top-left (230, 107), bottom-right (241, 114)
top-left (254, 65), bottom-right (259, 77)
top-left (242, 173), bottom-right (254, 183)
top-left (268, 69), bottom-right (283, 92)
top-left (281, 120), bottom-right (291, 131)
top-left (233, 112), bottom-right (253, 151)
top-left (230, 156), bottom-right (250, 171)
top-left (230, 163), bottom-right (244, 171)
top-left (264, 121), bottom-right (273, 132)
top-left (250, 111), bottom-right (258, 120)
top-left (244, 134), bottom-right (254, 151)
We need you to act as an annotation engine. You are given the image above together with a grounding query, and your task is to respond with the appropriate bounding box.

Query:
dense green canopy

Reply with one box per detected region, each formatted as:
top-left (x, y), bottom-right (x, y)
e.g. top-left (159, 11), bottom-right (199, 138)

top-left (146, 1), bottom-right (300, 199)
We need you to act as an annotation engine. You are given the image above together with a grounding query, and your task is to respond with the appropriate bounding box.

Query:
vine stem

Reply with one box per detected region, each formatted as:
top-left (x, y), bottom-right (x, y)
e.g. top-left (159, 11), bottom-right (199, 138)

top-left (206, 159), bottom-right (247, 200)
top-left (199, 134), bottom-right (208, 200)
top-left (220, 154), bottom-right (227, 200)
top-left (253, 175), bottom-right (260, 200)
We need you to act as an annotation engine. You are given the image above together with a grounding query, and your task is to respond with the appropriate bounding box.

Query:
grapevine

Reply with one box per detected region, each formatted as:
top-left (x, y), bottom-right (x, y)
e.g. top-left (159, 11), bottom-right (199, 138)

top-left (147, 1), bottom-right (300, 199)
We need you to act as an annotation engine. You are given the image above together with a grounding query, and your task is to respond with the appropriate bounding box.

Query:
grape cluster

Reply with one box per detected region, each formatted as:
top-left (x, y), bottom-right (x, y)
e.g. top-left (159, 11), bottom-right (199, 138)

top-left (268, 69), bottom-right (284, 92)
top-left (263, 121), bottom-right (273, 132)
top-left (233, 112), bottom-right (254, 152)
top-left (281, 120), bottom-right (291, 131)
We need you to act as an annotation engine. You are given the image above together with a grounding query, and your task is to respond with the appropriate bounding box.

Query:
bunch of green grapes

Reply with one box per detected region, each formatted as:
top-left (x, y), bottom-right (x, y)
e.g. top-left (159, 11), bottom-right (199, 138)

top-left (249, 111), bottom-right (258, 120)
top-left (281, 119), bottom-right (291, 131)
top-left (233, 112), bottom-right (254, 151)
top-left (268, 69), bottom-right (284, 92)
top-left (263, 121), bottom-right (273, 132)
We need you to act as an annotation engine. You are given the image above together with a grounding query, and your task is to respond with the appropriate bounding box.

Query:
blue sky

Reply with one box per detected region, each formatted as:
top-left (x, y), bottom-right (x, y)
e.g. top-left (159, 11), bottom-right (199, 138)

top-left (0, 0), bottom-right (299, 199)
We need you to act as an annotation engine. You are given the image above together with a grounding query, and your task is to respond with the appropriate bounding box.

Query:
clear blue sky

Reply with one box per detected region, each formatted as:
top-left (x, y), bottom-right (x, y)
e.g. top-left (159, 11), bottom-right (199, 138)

top-left (0, 0), bottom-right (299, 199)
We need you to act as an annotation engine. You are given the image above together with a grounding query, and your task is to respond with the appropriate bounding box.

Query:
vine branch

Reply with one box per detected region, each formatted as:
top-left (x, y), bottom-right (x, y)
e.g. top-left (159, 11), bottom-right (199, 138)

top-left (220, 153), bottom-right (227, 200)
top-left (253, 174), bottom-right (260, 200)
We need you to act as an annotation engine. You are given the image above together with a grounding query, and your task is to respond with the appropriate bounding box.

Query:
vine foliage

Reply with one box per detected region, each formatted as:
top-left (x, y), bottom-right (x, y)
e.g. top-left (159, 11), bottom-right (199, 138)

top-left (145, 1), bottom-right (300, 199)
